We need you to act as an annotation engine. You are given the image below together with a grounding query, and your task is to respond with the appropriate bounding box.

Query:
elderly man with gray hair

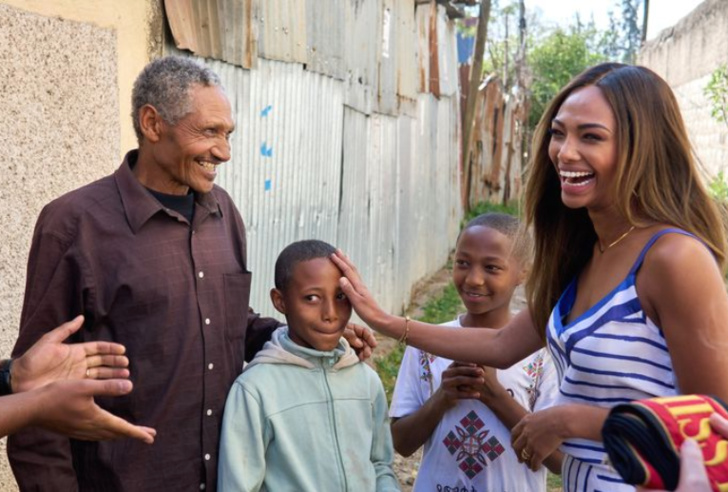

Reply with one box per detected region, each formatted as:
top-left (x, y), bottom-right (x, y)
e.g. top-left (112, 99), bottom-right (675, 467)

top-left (8, 56), bottom-right (284, 491)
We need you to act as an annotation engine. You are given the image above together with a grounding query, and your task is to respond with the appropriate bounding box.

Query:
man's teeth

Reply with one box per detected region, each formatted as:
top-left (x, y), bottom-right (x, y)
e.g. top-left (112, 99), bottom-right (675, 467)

top-left (199, 161), bottom-right (216, 171)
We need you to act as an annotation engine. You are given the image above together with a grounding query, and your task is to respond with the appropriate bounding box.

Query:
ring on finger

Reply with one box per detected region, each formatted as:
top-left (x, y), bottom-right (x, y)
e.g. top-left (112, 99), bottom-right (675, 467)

top-left (86, 368), bottom-right (91, 378)
top-left (521, 449), bottom-right (531, 461)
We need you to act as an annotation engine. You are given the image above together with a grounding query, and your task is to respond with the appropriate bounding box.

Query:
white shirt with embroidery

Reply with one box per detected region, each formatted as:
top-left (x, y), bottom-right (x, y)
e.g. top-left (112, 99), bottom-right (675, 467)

top-left (390, 317), bottom-right (559, 492)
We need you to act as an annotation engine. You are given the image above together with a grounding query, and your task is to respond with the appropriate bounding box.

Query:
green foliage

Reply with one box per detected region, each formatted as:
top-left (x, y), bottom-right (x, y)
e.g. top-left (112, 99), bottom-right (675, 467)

top-left (526, 26), bottom-right (607, 129)
top-left (709, 171), bottom-right (728, 203)
top-left (523, 0), bottom-right (643, 131)
top-left (704, 65), bottom-right (728, 126)
top-left (619, 0), bottom-right (642, 64)
top-left (466, 200), bottom-right (521, 223)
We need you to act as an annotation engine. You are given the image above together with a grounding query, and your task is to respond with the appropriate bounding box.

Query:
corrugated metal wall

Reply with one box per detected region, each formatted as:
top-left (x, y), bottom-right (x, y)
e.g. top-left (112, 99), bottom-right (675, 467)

top-left (165, 0), bottom-right (462, 318)
top-left (463, 76), bottom-right (525, 207)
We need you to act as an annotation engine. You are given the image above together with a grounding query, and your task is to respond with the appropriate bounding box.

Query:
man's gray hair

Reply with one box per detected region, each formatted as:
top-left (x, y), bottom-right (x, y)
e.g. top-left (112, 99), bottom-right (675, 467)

top-left (131, 56), bottom-right (222, 141)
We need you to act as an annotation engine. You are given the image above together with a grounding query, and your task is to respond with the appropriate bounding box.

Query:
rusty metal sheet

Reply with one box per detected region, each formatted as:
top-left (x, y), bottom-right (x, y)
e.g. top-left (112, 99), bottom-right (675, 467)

top-left (395, 0), bottom-right (418, 115)
top-left (343, 0), bottom-right (379, 114)
top-left (256, 0), bottom-right (307, 64)
top-left (438, 8), bottom-right (459, 97)
top-left (305, 0), bottom-right (345, 80)
top-left (415, 4), bottom-right (431, 94)
top-left (165, 0), bottom-right (257, 69)
top-left (377, 0), bottom-right (398, 115)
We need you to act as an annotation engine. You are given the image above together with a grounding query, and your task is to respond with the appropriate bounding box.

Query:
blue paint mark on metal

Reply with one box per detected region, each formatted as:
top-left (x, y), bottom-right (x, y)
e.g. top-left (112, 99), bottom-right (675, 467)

top-left (261, 105), bottom-right (273, 117)
top-left (260, 142), bottom-right (273, 157)
top-left (264, 179), bottom-right (272, 191)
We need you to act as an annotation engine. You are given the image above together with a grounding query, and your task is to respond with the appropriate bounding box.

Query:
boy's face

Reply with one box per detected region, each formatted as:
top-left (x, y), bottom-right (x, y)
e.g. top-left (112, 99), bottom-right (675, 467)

top-left (452, 225), bottom-right (525, 321)
top-left (270, 257), bottom-right (352, 352)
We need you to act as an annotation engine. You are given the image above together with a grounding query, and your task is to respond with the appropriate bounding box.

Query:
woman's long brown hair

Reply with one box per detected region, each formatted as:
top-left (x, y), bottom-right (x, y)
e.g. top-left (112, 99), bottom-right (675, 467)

top-left (524, 63), bottom-right (727, 334)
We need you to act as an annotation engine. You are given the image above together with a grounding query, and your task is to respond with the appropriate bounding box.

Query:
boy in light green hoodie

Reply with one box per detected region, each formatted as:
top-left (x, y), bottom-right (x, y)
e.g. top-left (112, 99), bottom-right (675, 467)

top-left (218, 240), bottom-right (399, 491)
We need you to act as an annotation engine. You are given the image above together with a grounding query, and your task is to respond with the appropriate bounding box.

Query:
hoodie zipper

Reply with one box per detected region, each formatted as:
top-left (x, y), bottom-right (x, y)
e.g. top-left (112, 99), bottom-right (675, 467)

top-left (322, 361), bottom-right (348, 490)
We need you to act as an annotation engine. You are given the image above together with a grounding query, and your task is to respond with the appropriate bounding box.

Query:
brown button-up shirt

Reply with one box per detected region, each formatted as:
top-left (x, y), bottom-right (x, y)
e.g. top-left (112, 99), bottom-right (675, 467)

top-left (8, 151), bottom-right (280, 491)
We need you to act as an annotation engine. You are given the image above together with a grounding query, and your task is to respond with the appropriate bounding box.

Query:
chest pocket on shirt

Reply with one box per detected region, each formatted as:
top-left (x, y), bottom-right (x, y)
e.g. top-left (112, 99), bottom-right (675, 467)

top-left (224, 272), bottom-right (252, 340)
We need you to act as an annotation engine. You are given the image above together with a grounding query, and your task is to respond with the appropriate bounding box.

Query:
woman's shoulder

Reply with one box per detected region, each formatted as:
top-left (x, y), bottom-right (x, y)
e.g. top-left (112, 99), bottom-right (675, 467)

top-left (640, 226), bottom-right (715, 272)
top-left (637, 226), bottom-right (724, 320)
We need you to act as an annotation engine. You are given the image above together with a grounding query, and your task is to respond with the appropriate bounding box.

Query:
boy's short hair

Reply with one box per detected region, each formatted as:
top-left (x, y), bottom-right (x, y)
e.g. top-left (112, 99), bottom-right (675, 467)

top-left (460, 212), bottom-right (532, 265)
top-left (274, 240), bottom-right (337, 290)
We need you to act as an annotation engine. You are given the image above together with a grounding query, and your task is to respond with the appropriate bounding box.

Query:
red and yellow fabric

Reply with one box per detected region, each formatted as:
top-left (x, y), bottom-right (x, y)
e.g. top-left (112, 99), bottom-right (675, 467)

top-left (602, 394), bottom-right (728, 491)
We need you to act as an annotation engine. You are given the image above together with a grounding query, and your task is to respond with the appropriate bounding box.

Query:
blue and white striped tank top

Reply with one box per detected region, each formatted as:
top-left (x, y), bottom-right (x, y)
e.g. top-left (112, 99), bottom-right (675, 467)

top-left (546, 228), bottom-right (694, 491)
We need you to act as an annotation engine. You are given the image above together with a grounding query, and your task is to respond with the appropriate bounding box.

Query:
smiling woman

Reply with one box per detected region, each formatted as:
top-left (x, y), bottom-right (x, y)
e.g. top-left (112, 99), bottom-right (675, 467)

top-left (332, 62), bottom-right (728, 492)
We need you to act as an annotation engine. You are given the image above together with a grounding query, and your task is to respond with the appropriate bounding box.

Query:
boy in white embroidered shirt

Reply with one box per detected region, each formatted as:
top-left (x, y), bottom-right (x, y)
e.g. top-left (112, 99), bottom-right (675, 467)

top-left (389, 213), bottom-right (562, 492)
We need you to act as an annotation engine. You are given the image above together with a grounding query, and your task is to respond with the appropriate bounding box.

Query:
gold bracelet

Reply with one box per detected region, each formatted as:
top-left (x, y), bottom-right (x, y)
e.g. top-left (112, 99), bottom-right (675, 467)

top-left (398, 316), bottom-right (411, 345)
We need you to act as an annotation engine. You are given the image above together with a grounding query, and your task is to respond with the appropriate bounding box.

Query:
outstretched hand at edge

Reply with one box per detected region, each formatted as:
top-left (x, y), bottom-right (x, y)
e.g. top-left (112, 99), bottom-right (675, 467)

top-left (34, 378), bottom-right (157, 443)
top-left (12, 316), bottom-right (131, 393)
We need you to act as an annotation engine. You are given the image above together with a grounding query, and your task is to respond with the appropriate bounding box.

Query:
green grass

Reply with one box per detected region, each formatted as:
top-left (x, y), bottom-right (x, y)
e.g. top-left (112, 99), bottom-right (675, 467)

top-left (547, 471), bottom-right (563, 491)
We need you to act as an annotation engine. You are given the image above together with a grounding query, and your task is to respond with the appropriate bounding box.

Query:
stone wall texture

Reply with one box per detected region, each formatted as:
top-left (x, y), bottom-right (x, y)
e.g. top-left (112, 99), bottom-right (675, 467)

top-left (639, 0), bottom-right (728, 176)
top-left (0, 0), bottom-right (161, 488)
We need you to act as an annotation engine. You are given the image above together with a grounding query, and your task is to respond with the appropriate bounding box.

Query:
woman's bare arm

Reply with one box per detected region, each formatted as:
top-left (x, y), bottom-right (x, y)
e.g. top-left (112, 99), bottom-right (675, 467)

top-left (333, 251), bottom-right (544, 367)
top-left (640, 234), bottom-right (728, 400)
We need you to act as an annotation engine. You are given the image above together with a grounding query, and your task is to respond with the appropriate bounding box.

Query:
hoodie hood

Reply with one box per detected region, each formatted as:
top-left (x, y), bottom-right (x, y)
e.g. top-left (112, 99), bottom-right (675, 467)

top-left (246, 326), bottom-right (359, 371)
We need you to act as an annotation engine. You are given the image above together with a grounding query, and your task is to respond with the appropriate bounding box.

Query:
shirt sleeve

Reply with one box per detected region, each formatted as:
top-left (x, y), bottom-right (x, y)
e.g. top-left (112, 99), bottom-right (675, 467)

top-left (532, 349), bottom-right (560, 413)
top-left (370, 376), bottom-right (401, 492)
top-left (389, 346), bottom-right (425, 419)
top-left (8, 214), bottom-right (84, 490)
top-left (218, 379), bottom-right (268, 492)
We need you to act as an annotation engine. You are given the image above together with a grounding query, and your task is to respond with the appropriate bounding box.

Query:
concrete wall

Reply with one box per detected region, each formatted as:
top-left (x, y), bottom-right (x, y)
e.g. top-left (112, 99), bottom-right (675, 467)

top-left (0, 1), bottom-right (162, 488)
top-left (639, 0), bottom-right (728, 177)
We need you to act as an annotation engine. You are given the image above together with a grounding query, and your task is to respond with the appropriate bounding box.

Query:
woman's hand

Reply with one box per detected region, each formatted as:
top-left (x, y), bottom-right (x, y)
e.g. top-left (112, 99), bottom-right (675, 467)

top-left (332, 250), bottom-right (394, 334)
top-left (511, 406), bottom-right (568, 471)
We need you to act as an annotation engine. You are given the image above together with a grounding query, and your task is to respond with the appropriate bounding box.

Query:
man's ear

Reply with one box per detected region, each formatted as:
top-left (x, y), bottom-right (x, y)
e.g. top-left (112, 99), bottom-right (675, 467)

top-left (270, 288), bottom-right (287, 315)
top-left (138, 104), bottom-right (164, 143)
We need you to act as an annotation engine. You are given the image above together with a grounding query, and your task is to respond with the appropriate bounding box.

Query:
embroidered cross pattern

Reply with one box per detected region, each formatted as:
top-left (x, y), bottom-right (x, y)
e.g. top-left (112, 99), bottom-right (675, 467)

top-left (418, 351), bottom-right (436, 384)
top-left (442, 411), bottom-right (506, 478)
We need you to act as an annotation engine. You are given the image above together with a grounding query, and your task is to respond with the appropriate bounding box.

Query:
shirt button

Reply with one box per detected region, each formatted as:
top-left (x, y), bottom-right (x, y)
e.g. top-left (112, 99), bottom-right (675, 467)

top-left (198, 271), bottom-right (204, 278)
top-left (200, 484), bottom-right (206, 490)
top-left (208, 363), bottom-right (214, 370)
top-left (205, 453), bottom-right (211, 461)
top-left (205, 318), bottom-right (211, 325)
top-left (206, 409), bottom-right (212, 416)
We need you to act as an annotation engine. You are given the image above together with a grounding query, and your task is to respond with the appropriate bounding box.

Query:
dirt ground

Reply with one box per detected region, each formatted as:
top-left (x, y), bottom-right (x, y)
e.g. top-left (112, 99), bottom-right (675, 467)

top-left (374, 265), bottom-right (558, 491)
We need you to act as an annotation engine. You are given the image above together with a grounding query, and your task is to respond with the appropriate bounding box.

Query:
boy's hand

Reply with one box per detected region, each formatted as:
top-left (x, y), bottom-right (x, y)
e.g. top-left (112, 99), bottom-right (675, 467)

top-left (473, 365), bottom-right (510, 403)
top-left (441, 362), bottom-right (485, 400)
top-left (343, 323), bottom-right (377, 361)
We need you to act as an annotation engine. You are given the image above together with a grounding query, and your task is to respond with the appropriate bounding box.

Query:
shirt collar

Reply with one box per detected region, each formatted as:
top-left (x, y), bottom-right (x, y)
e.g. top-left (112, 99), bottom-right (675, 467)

top-left (114, 150), bottom-right (223, 233)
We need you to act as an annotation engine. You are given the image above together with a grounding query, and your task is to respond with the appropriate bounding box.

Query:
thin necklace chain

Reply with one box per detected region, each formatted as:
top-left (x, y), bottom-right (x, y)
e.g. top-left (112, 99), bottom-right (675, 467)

top-left (598, 225), bottom-right (636, 253)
